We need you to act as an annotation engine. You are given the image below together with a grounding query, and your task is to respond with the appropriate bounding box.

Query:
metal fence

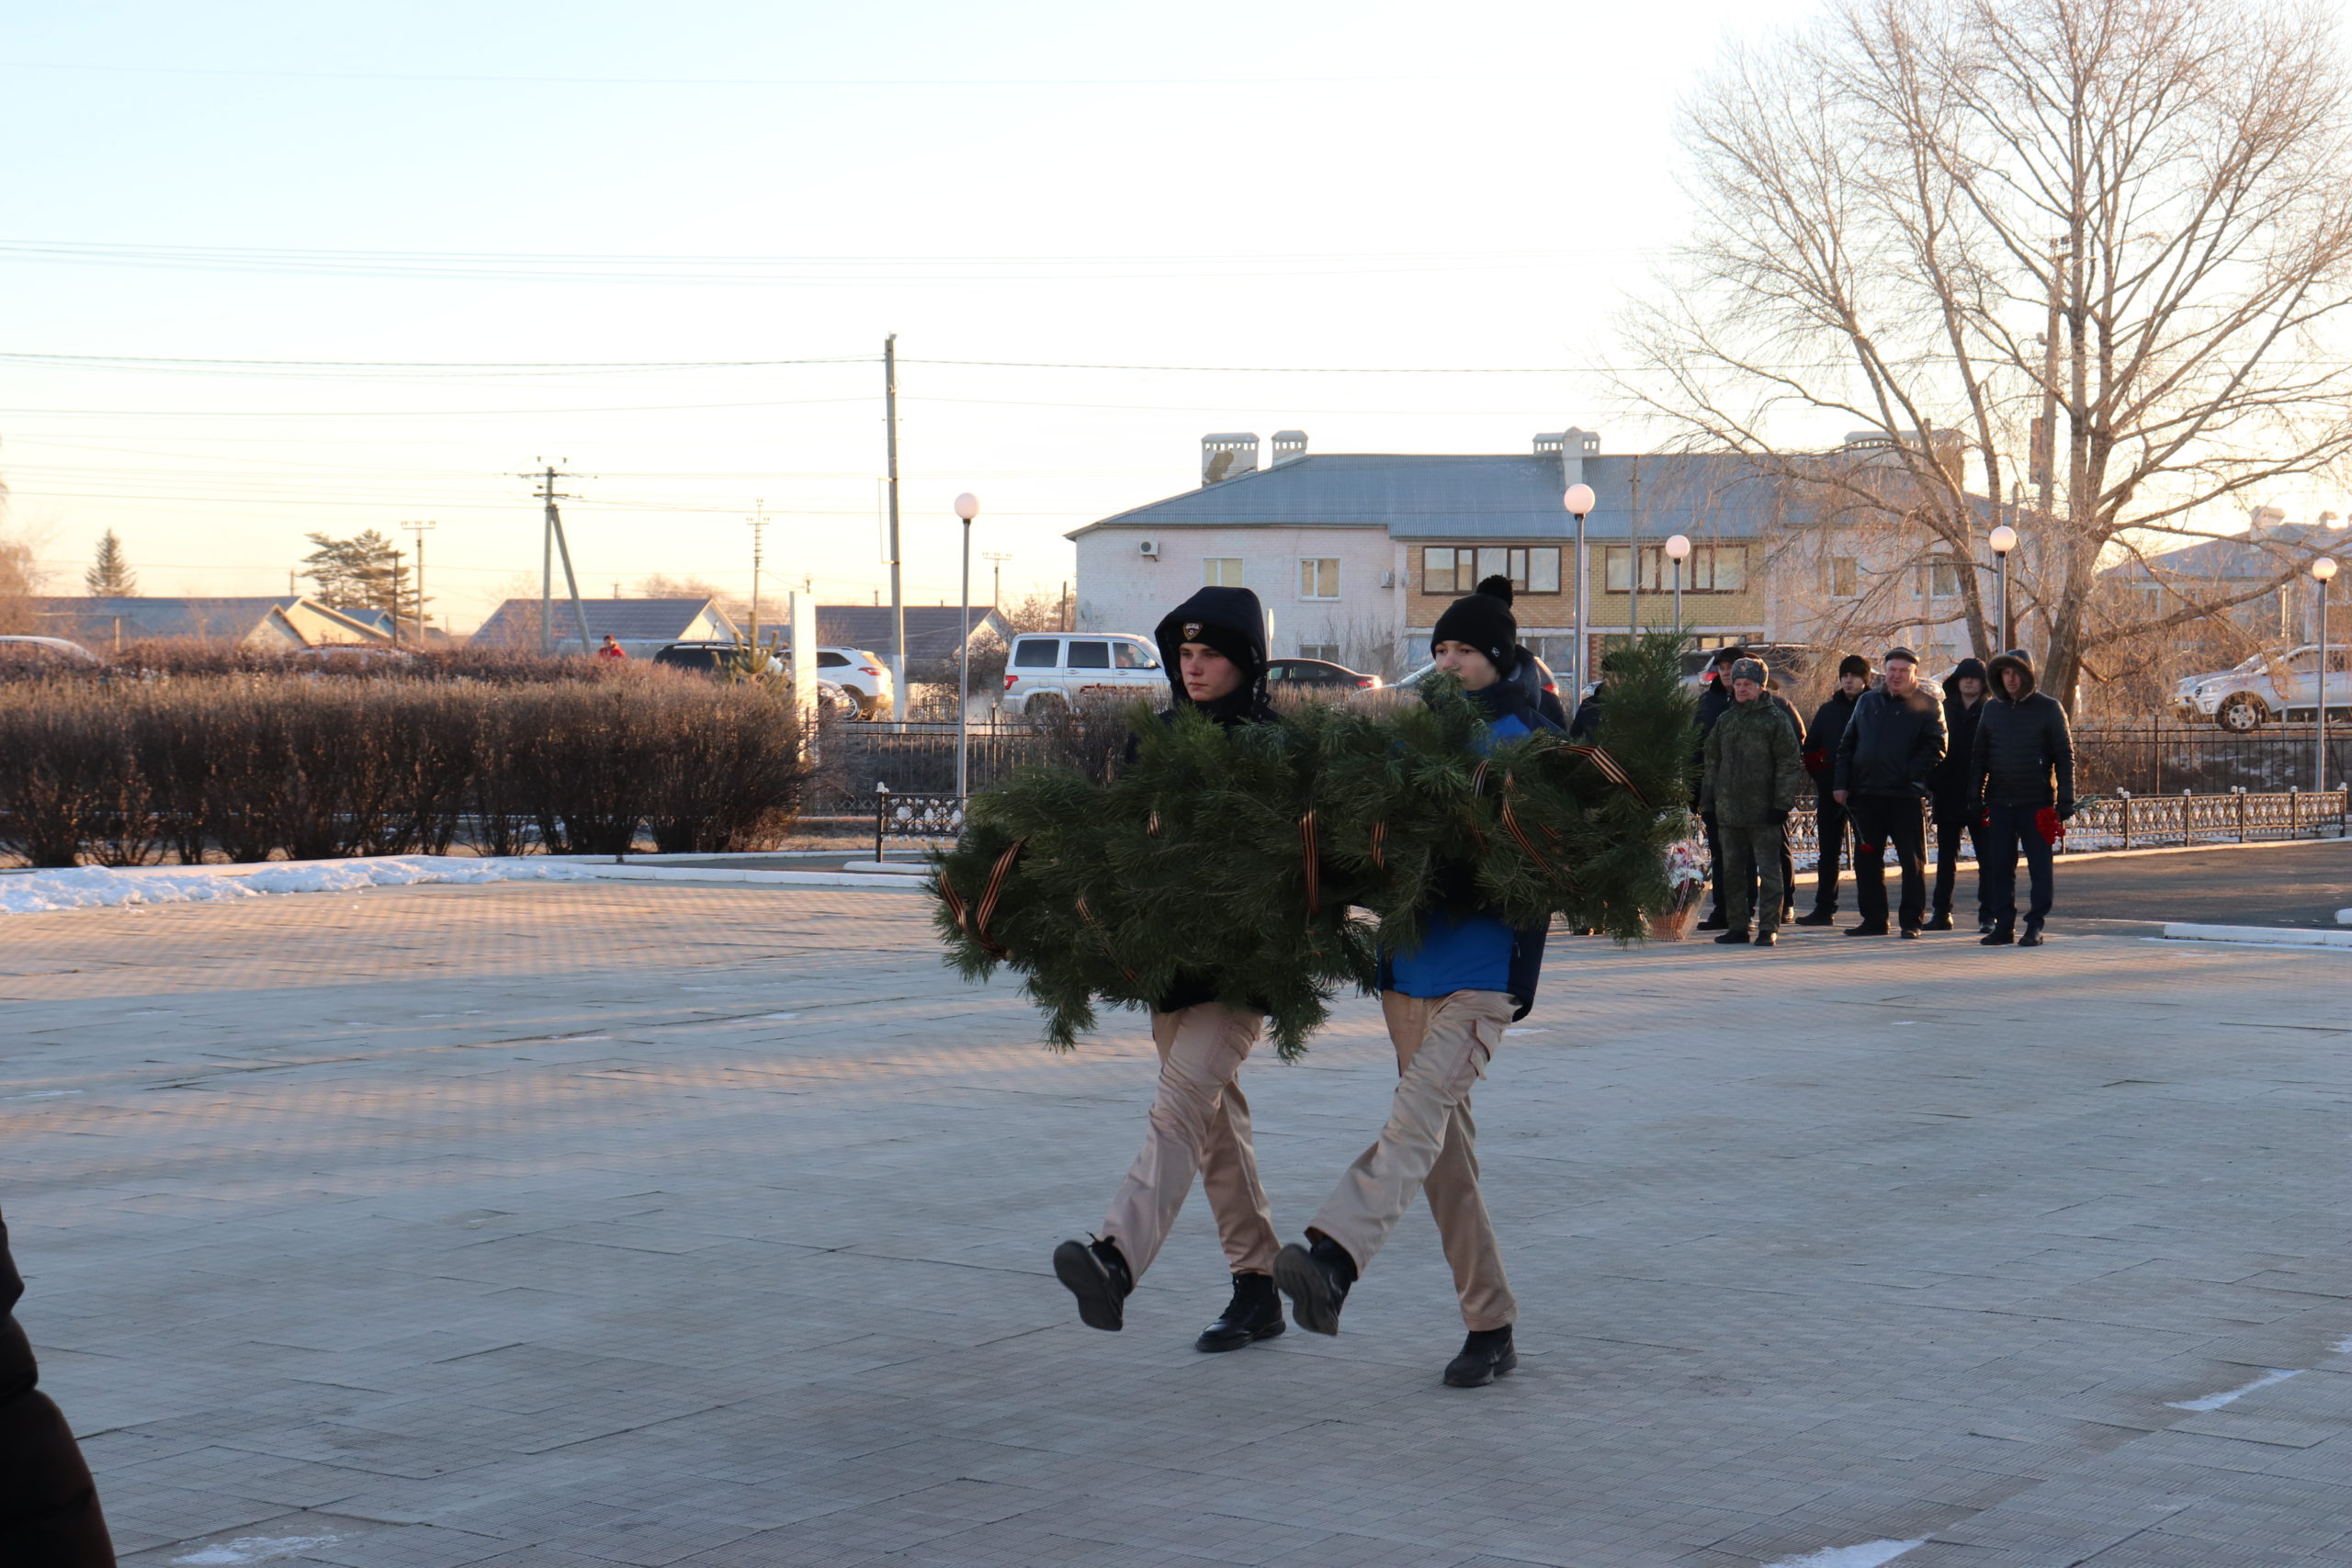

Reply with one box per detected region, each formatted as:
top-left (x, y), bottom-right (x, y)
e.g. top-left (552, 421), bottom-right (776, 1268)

top-left (1788, 787), bottom-right (2346, 868)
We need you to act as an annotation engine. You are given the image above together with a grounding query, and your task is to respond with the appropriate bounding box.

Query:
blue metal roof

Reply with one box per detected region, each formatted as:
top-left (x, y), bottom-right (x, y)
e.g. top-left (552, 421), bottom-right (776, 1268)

top-left (1070, 453), bottom-right (1795, 542)
top-left (2102, 523), bottom-right (2346, 581)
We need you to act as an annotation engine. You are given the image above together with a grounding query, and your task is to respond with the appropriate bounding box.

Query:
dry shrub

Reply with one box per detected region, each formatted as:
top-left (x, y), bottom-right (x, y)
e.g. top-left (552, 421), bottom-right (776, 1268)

top-left (0, 671), bottom-right (805, 866)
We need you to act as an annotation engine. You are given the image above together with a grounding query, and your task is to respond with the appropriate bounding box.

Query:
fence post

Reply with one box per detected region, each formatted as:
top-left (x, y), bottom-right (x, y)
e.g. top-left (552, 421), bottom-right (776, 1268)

top-left (2119, 790), bottom-right (2132, 849)
top-left (875, 783), bottom-right (888, 862)
top-left (2234, 786), bottom-right (2246, 844)
top-left (2290, 786), bottom-right (2300, 838)
top-left (2181, 789), bottom-right (2191, 848)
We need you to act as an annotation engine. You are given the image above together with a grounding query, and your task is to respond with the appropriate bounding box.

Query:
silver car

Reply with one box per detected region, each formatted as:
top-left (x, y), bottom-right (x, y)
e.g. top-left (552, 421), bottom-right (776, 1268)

top-left (1001, 633), bottom-right (1165, 716)
top-left (2175, 645), bottom-right (2352, 730)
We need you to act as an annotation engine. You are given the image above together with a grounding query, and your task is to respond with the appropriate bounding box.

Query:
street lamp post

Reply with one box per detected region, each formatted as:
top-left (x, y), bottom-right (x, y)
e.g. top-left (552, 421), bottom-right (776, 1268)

top-left (1989, 523), bottom-right (2019, 651)
top-left (1565, 483), bottom-right (1596, 701)
top-left (955, 492), bottom-right (980, 801)
top-left (2315, 556), bottom-right (2338, 797)
top-left (1664, 534), bottom-right (1691, 636)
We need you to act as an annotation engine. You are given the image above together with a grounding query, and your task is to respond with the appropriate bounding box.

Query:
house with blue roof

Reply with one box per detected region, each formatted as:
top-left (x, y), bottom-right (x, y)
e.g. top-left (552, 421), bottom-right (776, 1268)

top-left (1068, 430), bottom-right (1845, 679)
top-left (2098, 508), bottom-right (2348, 650)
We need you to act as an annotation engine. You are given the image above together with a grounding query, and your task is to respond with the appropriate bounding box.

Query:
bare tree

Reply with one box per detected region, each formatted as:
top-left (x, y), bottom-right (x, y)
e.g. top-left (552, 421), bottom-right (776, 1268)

top-left (1623, 0), bottom-right (2352, 710)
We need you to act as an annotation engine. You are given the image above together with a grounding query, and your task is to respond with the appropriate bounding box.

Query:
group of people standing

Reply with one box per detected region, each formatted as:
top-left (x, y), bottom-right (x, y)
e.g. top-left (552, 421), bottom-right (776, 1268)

top-left (1694, 641), bottom-right (2077, 947)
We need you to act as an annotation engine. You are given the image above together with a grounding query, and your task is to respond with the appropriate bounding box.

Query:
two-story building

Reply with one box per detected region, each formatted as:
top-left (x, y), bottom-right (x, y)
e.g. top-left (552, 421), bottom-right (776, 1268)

top-left (1068, 430), bottom-right (1804, 679)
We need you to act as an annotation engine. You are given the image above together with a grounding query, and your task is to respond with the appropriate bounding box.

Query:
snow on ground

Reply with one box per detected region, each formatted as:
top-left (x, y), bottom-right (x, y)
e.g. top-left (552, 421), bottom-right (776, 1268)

top-left (0, 856), bottom-right (605, 915)
top-left (1762, 1541), bottom-right (1926, 1568)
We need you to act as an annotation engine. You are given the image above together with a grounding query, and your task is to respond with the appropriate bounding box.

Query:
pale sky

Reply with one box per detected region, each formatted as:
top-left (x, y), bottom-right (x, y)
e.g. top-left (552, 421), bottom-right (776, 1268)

top-left (2, 1), bottom-right (2340, 630)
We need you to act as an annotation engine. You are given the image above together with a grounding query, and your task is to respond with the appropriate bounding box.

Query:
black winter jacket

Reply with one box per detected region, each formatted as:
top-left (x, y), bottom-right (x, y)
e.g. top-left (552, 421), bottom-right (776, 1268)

top-left (2, 1209), bottom-right (115, 1564)
top-left (1928, 693), bottom-right (1987, 817)
top-left (1804, 690), bottom-right (1857, 792)
top-left (1971, 654), bottom-right (2075, 811)
top-left (1833, 684), bottom-right (1947, 797)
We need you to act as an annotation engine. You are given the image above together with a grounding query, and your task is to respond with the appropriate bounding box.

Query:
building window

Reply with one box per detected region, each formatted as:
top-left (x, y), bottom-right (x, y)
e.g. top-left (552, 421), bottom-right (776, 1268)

top-left (1604, 545), bottom-right (1664, 592)
top-left (1421, 546), bottom-right (1560, 595)
top-left (1689, 544), bottom-right (1747, 593)
top-left (1204, 557), bottom-right (1244, 587)
top-left (1611, 543), bottom-right (1745, 592)
top-left (1919, 558), bottom-right (1962, 599)
top-left (1829, 556), bottom-right (1858, 597)
top-left (1300, 558), bottom-right (1340, 599)
top-left (1298, 642), bottom-right (1340, 661)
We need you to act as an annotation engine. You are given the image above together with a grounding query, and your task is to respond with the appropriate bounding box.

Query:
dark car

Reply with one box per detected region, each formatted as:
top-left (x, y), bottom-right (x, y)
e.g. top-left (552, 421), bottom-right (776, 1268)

top-left (1265, 658), bottom-right (1382, 691)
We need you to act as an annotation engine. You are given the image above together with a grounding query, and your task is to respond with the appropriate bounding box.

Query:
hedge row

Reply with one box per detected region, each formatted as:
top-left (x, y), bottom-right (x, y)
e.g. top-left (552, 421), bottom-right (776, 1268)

top-left (0, 671), bottom-right (808, 867)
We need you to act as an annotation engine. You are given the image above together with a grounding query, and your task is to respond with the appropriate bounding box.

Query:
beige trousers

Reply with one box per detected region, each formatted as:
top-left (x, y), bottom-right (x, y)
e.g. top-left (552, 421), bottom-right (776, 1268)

top-left (1308, 989), bottom-right (1519, 1331)
top-left (1098, 1004), bottom-right (1280, 1280)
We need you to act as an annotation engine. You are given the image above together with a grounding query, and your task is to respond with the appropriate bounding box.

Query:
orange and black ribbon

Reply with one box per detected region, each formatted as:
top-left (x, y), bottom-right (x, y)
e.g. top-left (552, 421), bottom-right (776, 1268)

top-left (941, 837), bottom-right (1025, 959)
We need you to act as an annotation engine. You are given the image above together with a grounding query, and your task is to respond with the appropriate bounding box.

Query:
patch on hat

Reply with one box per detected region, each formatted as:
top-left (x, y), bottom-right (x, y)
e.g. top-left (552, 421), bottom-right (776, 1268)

top-left (1182, 621), bottom-right (1202, 640)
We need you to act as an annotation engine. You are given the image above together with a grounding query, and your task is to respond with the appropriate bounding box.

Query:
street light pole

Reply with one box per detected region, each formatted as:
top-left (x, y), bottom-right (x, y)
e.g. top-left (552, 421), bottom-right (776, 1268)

top-left (1989, 524), bottom-right (2019, 651)
top-left (1664, 534), bottom-right (1691, 637)
top-left (955, 492), bottom-right (980, 801)
top-left (746, 500), bottom-right (768, 650)
top-left (2315, 556), bottom-right (2339, 797)
top-left (1564, 483), bottom-right (1596, 702)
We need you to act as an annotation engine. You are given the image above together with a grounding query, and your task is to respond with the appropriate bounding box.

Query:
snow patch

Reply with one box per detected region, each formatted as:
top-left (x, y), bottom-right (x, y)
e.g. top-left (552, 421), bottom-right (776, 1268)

top-left (1, 1089), bottom-right (83, 1101)
top-left (2167, 1367), bottom-right (2302, 1412)
top-left (0, 857), bottom-right (603, 915)
top-left (760, 1012), bottom-right (799, 1021)
top-left (1762, 1540), bottom-right (1926, 1568)
top-left (173, 1536), bottom-right (342, 1565)
top-left (2334, 1336), bottom-right (2352, 1356)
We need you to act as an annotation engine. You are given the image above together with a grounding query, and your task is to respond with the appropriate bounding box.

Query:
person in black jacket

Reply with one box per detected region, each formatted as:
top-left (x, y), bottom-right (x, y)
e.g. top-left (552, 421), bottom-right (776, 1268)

top-left (1793, 654), bottom-right (1869, 925)
top-left (1056, 585), bottom-right (1291, 1353)
top-left (1971, 649), bottom-right (2076, 947)
top-left (2, 1208), bottom-right (115, 1566)
top-left (1832, 647), bottom-right (1947, 937)
top-left (1928, 657), bottom-right (1989, 932)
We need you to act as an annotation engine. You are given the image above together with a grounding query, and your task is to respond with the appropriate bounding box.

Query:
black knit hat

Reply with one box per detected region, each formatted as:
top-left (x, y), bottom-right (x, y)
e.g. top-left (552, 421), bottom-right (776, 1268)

top-left (1951, 656), bottom-right (1988, 685)
top-left (1431, 575), bottom-right (1519, 676)
top-left (1838, 653), bottom-right (1872, 680)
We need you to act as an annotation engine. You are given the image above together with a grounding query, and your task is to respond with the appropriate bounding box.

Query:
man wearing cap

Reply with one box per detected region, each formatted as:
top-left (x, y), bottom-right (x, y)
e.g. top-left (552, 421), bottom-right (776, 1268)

top-left (1695, 647), bottom-right (1804, 931)
top-left (1701, 657), bottom-right (1807, 947)
top-left (1927, 658), bottom-right (1990, 931)
top-left (1832, 648), bottom-right (1947, 938)
top-left (1795, 655), bottom-right (1871, 926)
top-left (1971, 649), bottom-right (2075, 947)
top-left (1273, 574), bottom-right (1561, 1389)
top-left (1053, 585), bottom-right (1293, 1354)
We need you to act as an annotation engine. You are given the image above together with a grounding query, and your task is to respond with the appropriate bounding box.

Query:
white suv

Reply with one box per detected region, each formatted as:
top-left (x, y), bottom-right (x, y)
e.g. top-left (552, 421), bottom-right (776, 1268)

top-left (1001, 633), bottom-right (1165, 715)
top-left (812, 648), bottom-right (894, 718)
top-left (2175, 644), bottom-right (2351, 730)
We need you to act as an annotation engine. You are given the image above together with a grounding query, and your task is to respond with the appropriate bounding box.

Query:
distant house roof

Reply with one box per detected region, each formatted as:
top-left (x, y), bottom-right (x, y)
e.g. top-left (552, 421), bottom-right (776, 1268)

top-left (470, 597), bottom-right (739, 649)
top-left (815, 605), bottom-right (1014, 663)
top-left (1068, 453), bottom-right (1805, 543)
top-left (26, 596), bottom-right (390, 648)
top-left (2102, 521), bottom-right (2347, 582)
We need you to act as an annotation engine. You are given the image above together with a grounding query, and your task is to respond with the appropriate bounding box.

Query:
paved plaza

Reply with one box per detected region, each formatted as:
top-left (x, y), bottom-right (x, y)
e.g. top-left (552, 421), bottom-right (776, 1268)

top-left (3, 879), bottom-right (2350, 1567)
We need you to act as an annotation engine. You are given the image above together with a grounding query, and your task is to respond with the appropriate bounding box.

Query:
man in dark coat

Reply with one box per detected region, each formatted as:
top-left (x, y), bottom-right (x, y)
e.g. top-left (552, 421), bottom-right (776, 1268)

top-left (1833, 647), bottom-right (1946, 937)
top-left (1057, 585), bottom-right (1292, 1354)
top-left (1928, 657), bottom-right (1990, 931)
top-left (1701, 657), bottom-right (1808, 947)
top-left (1794, 654), bottom-right (1870, 926)
top-left (2, 1209), bottom-right (115, 1565)
top-left (1971, 649), bottom-right (2076, 946)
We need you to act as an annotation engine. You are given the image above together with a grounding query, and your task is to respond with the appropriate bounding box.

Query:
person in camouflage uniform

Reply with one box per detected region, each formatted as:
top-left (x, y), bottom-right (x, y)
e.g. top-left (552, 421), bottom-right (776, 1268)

top-left (1700, 657), bottom-right (1808, 948)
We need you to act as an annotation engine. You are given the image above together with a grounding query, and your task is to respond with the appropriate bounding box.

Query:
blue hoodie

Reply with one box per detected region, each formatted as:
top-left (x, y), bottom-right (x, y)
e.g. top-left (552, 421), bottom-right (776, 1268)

top-left (1380, 678), bottom-right (1561, 1017)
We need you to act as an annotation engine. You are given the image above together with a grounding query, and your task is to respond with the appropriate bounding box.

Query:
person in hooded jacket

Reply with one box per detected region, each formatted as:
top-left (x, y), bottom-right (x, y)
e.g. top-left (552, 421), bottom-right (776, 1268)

top-left (1272, 578), bottom-right (1560, 1389)
top-left (1832, 647), bottom-right (1946, 937)
top-left (1927, 657), bottom-right (1989, 931)
top-left (1054, 586), bottom-right (1294, 1354)
top-left (1794, 655), bottom-right (1871, 926)
top-left (2, 1208), bottom-right (116, 1566)
top-left (1970, 649), bottom-right (2075, 947)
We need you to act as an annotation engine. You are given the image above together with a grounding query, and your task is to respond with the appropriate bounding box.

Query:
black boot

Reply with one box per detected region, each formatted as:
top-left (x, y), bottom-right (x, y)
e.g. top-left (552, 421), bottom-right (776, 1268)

top-left (1273, 1235), bottom-right (1356, 1337)
top-left (1713, 929), bottom-right (1752, 944)
top-left (1923, 911), bottom-right (1954, 931)
top-left (1053, 1236), bottom-right (1133, 1332)
top-left (1195, 1272), bottom-right (1284, 1353)
top-left (2018, 924), bottom-right (2046, 947)
top-left (1443, 1325), bottom-right (1519, 1388)
top-left (1981, 923), bottom-right (2015, 946)
top-left (1792, 908), bottom-right (1837, 927)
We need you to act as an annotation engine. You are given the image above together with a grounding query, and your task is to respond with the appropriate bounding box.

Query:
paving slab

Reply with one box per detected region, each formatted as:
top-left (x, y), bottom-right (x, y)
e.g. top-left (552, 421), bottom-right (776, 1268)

top-left (2, 883), bottom-right (2349, 1567)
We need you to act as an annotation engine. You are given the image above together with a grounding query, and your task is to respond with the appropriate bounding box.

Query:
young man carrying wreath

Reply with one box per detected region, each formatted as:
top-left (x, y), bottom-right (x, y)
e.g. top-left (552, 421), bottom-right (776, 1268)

top-left (1052, 585), bottom-right (1295, 1354)
top-left (1273, 576), bottom-right (1562, 1388)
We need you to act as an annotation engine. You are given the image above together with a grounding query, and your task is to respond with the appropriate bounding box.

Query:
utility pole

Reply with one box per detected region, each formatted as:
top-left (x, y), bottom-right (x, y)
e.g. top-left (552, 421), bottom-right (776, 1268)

top-left (401, 520), bottom-right (437, 646)
top-left (883, 335), bottom-right (906, 720)
top-left (982, 550), bottom-right (1012, 610)
top-left (390, 549), bottom-right (404, 649)
top-left (746, 500), bottom-right (769, 649)
top-left (2036, 237), bottom-right (2068, 521)
top-left (524, 460), bottom-right (594, 655)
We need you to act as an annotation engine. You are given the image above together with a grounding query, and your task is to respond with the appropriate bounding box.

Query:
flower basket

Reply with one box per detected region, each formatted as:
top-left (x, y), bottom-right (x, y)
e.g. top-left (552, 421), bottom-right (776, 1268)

top-left (1646, 898), bottom-right (1704, 942)
top-left (1649, 826), bottom-right (1710, 942)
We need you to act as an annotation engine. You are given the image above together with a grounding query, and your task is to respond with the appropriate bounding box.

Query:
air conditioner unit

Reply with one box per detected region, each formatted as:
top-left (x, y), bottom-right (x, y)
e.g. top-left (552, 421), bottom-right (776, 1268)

top-left (1136, 538), bottom-right (1160, 558)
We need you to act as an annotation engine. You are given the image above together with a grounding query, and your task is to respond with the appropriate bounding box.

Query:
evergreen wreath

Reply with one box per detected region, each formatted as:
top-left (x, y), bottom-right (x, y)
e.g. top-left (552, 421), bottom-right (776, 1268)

top-left (930, 633), bottom-right (1697, 1055)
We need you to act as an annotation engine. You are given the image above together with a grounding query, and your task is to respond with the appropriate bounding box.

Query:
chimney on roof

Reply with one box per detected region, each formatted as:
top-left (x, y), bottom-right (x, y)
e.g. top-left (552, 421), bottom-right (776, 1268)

top-left (1270, 430), bottom-right (1308, 466)
top-left (2249, 504), bottom-right (2289, 536)
top-left (1202, 433), bottom-right (1259, 485)
top-left (1537, 428), bottom-right (1600, 490)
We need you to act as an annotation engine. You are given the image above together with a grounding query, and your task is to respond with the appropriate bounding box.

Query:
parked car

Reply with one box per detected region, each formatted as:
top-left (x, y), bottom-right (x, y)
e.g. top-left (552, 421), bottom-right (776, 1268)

top-left (1001, 632), bottom-right (1165, 716)
top-left (2175, 644), bottom-right (2352, 730)
top-left (810, 647), bottom-right (892, 718)
top-left (1265, 658), bottom-right (1382, 692)
top-left (0, 635), bottom-right (101, 669)
top-left (651, 641), bottom-right (860, 716)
